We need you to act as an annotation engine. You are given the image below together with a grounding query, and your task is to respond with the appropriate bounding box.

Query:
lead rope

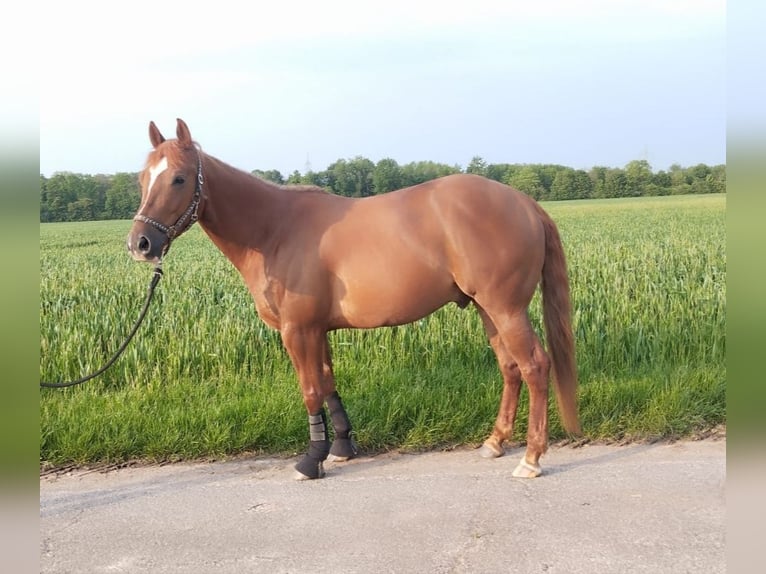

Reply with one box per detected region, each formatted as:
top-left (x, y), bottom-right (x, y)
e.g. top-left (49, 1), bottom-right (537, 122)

top-left (40, 264), bottom-right (164, 389)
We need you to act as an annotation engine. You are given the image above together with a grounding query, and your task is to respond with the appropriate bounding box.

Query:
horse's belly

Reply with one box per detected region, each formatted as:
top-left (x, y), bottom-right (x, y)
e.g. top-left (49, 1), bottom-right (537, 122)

top-left (332, 270), bottom-right (459, 329)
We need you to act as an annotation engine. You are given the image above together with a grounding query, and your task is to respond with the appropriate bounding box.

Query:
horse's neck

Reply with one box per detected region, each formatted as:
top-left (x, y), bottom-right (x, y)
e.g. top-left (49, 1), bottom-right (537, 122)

top-left (197, 155), bottom-right (285, 269)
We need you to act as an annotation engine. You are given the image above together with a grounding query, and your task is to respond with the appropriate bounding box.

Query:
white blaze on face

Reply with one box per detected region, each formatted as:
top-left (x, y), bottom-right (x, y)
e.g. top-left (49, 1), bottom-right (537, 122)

top-left (147, 156), bottom-right (169, 198)
top-left (139, 156), bottom-right (168, 213)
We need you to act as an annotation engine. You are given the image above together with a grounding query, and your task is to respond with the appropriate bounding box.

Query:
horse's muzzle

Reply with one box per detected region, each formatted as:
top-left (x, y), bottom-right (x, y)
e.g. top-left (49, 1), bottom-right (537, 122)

top-left (126, 225), bottom-right (168, 263)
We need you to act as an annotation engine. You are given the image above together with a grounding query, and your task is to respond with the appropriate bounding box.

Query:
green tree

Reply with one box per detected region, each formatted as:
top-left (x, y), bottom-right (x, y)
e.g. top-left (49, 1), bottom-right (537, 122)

top-left (690, 163), bottom-right (711, 181)
top-left (549, 168), bottom-right (591, 200)
top-left (589, 166), bottom-right (609, 198)
top-left (625, 160), bottom-right (652, 196)
top-left (689, 163), bottom-right (713, 194)
top-left (104, 172), bottom-right (140, 219)
top-left (252, 169), bottom-right (285, 184)
top-left (550, 169), bottom-right (577, 201)
top-left (506, 166), bottom-right (545, 200)
top-left (669, 164), bottom-right (691, 194)
top-left (40, 158), bottom-right (725, 221)
top-left (466, 156), bottom-right (488, 176)
top-left (706, 165), bottom-right (726, 194)
top-left (347, 157), bottom-right (375, 197)
top-left (400, 161), bottom-right (461, 188)
top-left (327, 159), bottom-right (350, 195)
top-left (486, 163), bottom-right (516, 184)
top-left (298, 171), bottom-right (329, 188)
top-left (535, 165), bottom-right (561, 197)
top-left (43, 173), bottom-right (78, 221)
top-left (40, 175), bottom-right (50, 222)
top-left (372, 158), bottom-right (402, 194)
top-left (326, 157), bottom-right (375, 197)
top-left (286, 170), bottom-right (303, 184)
top-left (652, 170), bottom-right (672, 195)
top-left (573, 169), bottom-right (593, 200)
top-left (91, 174), bottom-right (110, 218)
top-left (67, 197), bottom-right (96, 221)
top-left (605, 169), bottom-right (629, 198)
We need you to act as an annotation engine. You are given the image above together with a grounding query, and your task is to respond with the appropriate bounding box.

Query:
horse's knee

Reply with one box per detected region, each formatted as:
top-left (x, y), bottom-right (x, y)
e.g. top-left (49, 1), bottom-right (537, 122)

top-left (501, 362), bottom-right (521, 384)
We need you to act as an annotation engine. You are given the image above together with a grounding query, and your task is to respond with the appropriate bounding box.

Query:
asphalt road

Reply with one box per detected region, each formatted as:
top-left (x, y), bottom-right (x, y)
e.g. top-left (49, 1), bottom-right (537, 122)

top-left (40, 439), bottom-right (725, 574)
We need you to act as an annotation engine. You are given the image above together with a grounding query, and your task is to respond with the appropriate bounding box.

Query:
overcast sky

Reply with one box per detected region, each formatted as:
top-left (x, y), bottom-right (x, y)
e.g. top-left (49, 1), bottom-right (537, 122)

top-left (39, 0), bottom-right (726, 178)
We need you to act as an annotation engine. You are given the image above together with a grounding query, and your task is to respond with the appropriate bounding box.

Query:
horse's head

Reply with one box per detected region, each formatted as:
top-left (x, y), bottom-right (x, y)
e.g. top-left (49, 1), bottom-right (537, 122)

top-left (127, 118), bottom-right (203, 262)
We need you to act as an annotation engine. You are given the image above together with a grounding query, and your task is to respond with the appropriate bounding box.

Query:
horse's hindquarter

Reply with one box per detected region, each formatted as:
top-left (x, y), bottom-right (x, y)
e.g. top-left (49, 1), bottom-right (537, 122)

top-left (322, 175), bottom-right (545, 329)
top-left (434, 175), bottom-right (546, 304)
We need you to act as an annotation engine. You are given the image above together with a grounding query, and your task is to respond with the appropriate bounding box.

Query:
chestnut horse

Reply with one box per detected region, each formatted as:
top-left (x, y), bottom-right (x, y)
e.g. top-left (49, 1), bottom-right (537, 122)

top-left (127, 118), bottom-right (580, 480)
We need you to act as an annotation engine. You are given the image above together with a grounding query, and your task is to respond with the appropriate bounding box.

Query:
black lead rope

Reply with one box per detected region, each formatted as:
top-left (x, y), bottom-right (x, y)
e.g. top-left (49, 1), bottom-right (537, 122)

top-left (40, 265), bottom-right (164, 389)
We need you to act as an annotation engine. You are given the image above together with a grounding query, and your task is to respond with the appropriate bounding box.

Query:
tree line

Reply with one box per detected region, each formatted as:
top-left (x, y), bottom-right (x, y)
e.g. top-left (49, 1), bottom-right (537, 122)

top-left (40, 157), bottom-right (726, 222)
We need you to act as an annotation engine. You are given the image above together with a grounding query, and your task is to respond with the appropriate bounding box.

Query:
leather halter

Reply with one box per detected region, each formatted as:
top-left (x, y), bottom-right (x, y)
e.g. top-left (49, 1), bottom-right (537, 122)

top-left (133, 154), bottom-right (204, 242)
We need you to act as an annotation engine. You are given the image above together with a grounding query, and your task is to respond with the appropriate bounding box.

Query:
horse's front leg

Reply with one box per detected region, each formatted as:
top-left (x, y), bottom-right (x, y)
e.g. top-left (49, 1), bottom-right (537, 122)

top-left (281, 325), bottom-right (331, 480)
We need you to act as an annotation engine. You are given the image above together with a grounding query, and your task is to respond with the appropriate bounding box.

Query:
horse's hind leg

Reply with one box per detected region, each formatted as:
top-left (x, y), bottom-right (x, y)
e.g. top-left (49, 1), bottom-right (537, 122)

top-left (321, 339), bottom-right (358, 462)
top-left (482, 308), bottom-right (552, 478)
top-left (476, 305), bottom-right (523, 459)
top-left (326, 392), bottom-right (357, 461)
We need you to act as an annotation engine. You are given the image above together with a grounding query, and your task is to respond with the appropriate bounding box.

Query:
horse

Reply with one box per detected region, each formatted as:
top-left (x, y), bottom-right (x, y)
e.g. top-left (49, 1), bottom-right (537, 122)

top-left (127, 118), bottom-right (581, 480)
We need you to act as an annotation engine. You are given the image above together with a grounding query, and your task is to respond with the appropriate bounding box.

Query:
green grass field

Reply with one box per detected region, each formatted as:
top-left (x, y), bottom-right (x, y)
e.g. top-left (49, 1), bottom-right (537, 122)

top-left (40, 194), bottom-right (726, 467)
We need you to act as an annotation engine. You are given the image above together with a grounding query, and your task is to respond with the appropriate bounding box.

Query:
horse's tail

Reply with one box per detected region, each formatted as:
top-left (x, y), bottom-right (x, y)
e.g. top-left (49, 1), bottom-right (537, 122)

top-left (534, 203), bottom-right (581, 436)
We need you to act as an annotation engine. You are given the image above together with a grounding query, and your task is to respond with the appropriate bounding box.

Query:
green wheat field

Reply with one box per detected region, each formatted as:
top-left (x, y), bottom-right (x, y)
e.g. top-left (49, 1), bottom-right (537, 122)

top-left (40, 194), bottom-right (726, 467)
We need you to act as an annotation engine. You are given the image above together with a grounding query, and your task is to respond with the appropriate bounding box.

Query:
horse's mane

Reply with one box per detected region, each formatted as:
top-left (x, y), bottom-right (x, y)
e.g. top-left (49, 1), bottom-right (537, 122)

top-left (145, 141), bottom-right (331, 196)
top-left (276, 183), bottom-right (331, 195)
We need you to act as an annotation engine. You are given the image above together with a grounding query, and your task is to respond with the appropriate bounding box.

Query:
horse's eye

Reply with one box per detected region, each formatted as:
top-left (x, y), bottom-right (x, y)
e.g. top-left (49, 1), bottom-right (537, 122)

top-left (173, 176), bottom-right (186, 185)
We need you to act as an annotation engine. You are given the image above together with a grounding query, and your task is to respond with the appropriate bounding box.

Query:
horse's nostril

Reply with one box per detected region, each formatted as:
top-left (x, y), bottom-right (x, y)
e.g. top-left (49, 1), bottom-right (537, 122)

top-left (138, 235), bottom-right (151, 254)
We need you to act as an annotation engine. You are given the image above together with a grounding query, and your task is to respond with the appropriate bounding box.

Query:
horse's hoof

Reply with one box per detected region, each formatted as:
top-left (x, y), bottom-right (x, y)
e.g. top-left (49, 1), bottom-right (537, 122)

top-left (512, 458), bottom-right (542, 478)
top-left (327, 453), bottom-right (349, 462)
top-left (479, 441), bottom-right (504, 459)
top-left (293, 459), bottom-right (325, 480)
top-left (329, 438), bottom-right (358, 462)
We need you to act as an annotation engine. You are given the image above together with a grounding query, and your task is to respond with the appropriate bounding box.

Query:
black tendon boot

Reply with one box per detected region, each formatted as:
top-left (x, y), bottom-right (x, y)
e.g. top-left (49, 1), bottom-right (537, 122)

top-left (327, 391), bottom-right (358, 461)
top-left (294, 409), bottom-right (330, 480)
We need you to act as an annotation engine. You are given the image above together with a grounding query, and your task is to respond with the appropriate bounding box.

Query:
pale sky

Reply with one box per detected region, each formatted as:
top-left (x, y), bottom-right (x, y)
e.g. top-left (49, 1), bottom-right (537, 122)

top-left (39, 0), bottom-right (727, 178)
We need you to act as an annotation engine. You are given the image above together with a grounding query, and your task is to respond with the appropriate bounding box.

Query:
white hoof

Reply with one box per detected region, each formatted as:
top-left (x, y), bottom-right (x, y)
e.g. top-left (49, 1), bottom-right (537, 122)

top-left (327, 453), bottom-right (350, 462)
top-left (293, 462), bottom-right (325, 481)
top-left (512, 458), bottom-right (542, 478)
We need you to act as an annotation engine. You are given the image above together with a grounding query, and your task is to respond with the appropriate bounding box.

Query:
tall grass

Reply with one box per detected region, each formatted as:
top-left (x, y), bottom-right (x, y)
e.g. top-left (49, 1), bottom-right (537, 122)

top-left (40, 195), bottom-right (725, 466)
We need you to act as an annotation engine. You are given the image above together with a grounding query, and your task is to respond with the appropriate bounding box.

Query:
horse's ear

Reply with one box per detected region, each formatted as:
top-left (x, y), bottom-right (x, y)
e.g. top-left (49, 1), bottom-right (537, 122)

top-left (176, 118), bottom-right (192, 148)
top-left (149, 121), bottom-right (165, 148)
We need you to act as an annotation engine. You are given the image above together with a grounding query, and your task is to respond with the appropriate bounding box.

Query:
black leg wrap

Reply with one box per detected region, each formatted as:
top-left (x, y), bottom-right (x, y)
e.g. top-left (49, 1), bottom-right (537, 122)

top-left (327, 392), bottom-right (352, 438)
top-left (327, 392), bottom-right (358, 460)
top-left (294, 409), bottom-right (330, 479)
top-left (330, 437), bottom-right (358, 459)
